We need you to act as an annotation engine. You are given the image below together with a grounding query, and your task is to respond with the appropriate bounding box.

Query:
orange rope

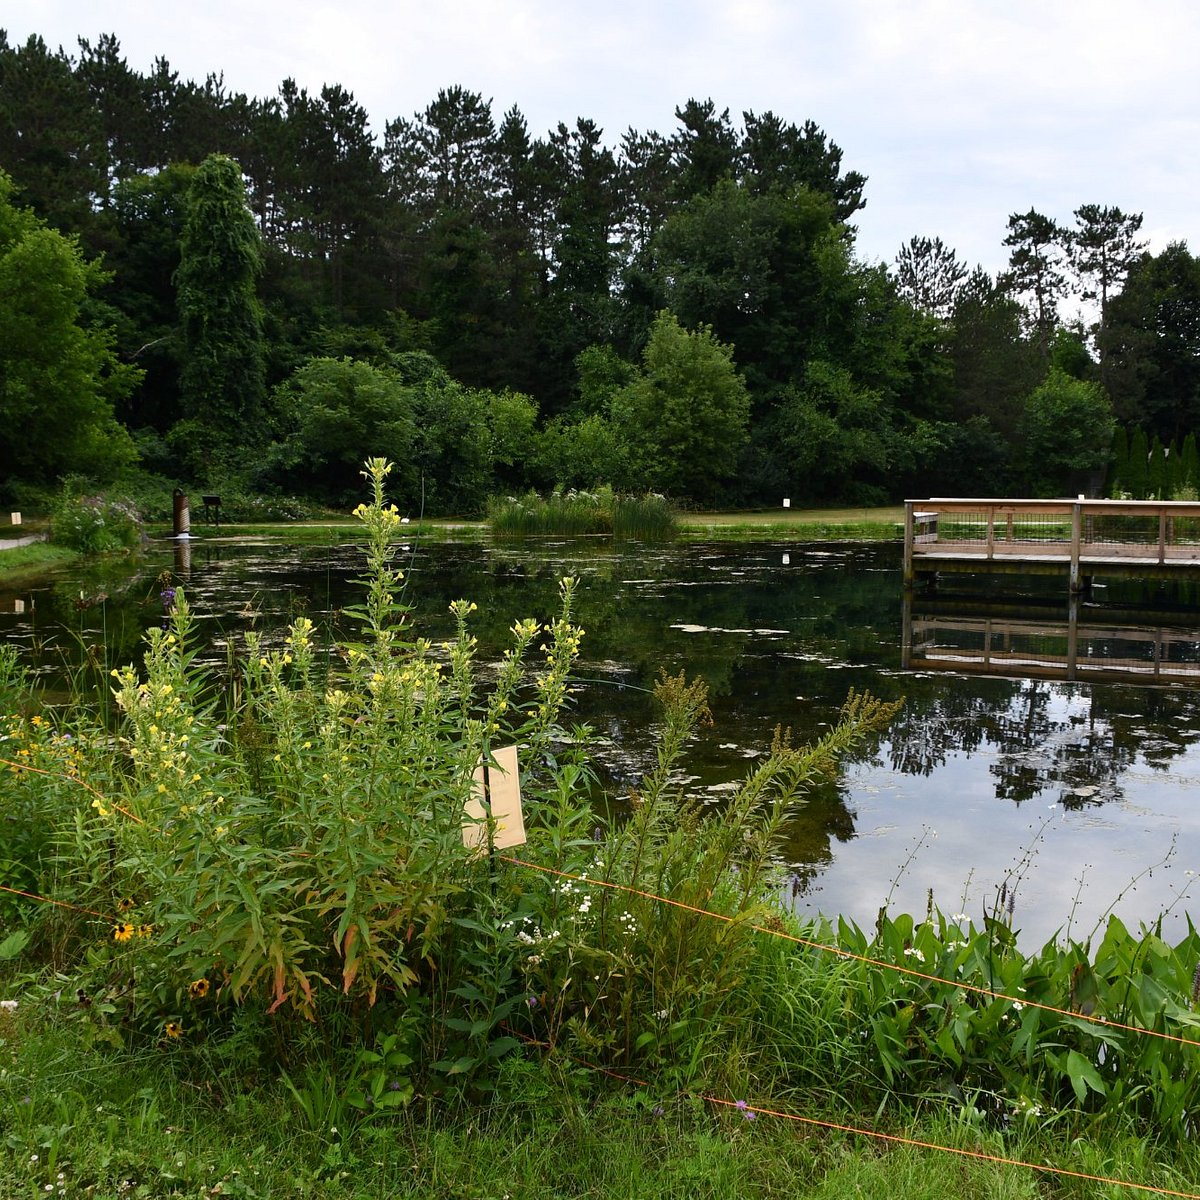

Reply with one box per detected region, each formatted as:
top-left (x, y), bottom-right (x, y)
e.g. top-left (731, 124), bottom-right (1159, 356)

top-left (704, 1096), bottom-right (1200, 1199)
top-left (505, 1028), bottom-right (1200, 1199)
top-left (1, 757), bottom-right (144, 824)
top-left (0, 884), bottom-right (115, 923)
top-left (500, 854), bottom-right (1200, 1049)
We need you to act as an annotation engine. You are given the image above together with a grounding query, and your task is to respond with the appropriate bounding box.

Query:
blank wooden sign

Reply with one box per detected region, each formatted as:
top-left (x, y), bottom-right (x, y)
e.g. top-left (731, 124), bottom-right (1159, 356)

top-left (463, 745), bottom-right (526, 850)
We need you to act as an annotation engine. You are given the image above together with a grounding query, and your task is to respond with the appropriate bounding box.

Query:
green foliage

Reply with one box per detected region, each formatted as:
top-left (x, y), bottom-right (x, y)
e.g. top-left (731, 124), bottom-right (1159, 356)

top-left (49, 483), bottom-right (143, 554)
top-left (836, 907), bottom-right (1200, 1139)
top-left (70, 461), bottom-right (580, 1034)
top-left (488, 486), bottom-right (676, 538)
top-left (769, 361), bottom-right (900, 503)
top-left (0, 170), bottom-right (139, 496)
top-left (1018, 368), bottom-right (1116, 496)
top-left (1107, 425), bottom-right (1128, 497)
top-left (265, 355), bottom-right (538, 513)
top-left (267, 356), bottom-right (419, 503)
top-left (1104, 242), bottom-right (1200, 443)
top-left (174, 154), bottom-right (266, 475)
top-left (515, 679), bottom-right (902, 1088)
top-left (1182, 432), bottom-right (1200, 496)
top-left (610, 310), bottom-right (750, 504)
top-left (1125, 426), bottom-right (1149, 498)
top-left (534, 414), bottom-right (631, 491)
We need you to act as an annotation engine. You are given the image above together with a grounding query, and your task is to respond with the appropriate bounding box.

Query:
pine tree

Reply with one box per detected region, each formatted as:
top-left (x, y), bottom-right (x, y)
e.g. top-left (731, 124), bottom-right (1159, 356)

top-left (1147, 436), bottom-right (1167, 499)
top-left (1182, 433), bottom-right (1200, 497)
top-left (1108, 425), bottom-right (1128, 497)
top-left (1126, 426), bottom-right (1149, 499)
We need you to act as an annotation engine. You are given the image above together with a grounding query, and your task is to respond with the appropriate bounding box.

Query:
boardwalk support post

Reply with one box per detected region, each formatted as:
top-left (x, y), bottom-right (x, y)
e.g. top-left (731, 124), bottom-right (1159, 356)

top-left (903, 501), bottom-right (914, 587)
top-left (1069, 502), bottom-right (1082, 593)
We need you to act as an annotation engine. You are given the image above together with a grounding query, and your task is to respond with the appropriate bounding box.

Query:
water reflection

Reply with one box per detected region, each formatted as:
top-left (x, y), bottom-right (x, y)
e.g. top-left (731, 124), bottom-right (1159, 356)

top-left (903, 592), bottom-right (1200, 684)
top-left (3, 536), bottom-right (1199, 945)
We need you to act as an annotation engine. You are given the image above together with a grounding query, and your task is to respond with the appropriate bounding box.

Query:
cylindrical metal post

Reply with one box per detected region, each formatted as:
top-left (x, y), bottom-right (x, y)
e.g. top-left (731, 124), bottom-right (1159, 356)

top-left (172, 488), bottom-right (190, 539)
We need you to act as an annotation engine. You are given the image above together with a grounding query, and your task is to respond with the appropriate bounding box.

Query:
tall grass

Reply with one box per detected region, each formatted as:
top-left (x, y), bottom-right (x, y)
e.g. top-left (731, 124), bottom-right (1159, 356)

top-left (488, 486), bottom-right (677, 538)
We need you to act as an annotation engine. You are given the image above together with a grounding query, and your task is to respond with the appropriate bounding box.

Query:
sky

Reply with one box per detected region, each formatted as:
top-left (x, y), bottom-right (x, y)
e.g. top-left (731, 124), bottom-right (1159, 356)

top-left (9, 0), bottom-right (1200, 283)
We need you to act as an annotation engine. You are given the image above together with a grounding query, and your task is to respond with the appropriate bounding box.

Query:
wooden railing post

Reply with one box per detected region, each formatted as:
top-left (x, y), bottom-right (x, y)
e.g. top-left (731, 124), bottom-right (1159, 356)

top-left (903, 501), bottom-right (915, 587)
top-left (1069, 502), bottom-right (1082, 592)
top-left (1159, 510), bottom-right (1168, 564)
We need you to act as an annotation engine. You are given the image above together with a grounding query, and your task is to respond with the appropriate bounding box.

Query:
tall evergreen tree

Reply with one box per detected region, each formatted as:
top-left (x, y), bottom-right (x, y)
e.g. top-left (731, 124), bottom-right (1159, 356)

top-left (174, 153), bottom-right (265, 473)
top-left (1107, 424), bottom-right (1128, 497)
top-left (1181, 432), bottom-right (1200, 496)
top-left (0, 33), bottom-right (104, 235)
top-left (894, 235), bottom-right (968, 321)
top-left (1002, 210), bottom-right (1067, 359)
top-left (1126, 426), bottom-right (1149, 498)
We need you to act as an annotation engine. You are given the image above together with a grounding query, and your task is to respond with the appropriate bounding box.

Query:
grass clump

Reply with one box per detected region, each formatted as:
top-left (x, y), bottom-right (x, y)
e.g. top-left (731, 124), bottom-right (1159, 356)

top-left (488, 485), bottom-right (677, 538)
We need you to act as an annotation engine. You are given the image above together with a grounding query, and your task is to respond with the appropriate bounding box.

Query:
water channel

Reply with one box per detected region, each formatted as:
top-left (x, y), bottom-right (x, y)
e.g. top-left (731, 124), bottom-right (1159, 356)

top-left (5, 532), bottom-right (1200, 948)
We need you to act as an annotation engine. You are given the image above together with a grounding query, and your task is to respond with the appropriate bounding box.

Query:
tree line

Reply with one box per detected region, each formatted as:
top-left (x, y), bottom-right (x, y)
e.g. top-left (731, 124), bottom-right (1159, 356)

top-left (2, 30), bottom-right (1198, 512)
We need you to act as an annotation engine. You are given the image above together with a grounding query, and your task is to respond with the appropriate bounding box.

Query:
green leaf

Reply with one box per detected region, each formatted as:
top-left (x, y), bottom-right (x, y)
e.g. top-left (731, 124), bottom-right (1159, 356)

top-left (1065, 1049), bottom-right (1107, 1104)
top-left (0, 929), bottom-right (30, 960)
top-left (435, 1055), bottom-right (477, 1076)
top-left (486, 1037), bottom-right (521, 1059)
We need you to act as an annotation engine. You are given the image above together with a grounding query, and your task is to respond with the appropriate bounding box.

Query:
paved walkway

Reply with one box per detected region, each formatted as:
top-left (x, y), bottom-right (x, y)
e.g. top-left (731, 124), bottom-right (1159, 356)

top-left (0, 533), bottom-right (46, 552)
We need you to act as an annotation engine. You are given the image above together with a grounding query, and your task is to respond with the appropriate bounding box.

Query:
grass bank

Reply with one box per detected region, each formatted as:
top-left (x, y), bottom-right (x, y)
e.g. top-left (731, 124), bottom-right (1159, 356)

top-left (679, 505), bottom-right (904, 541)
top-left (1, 1013), bottom-right (1190, 1199)
top-left (148, 506), bottom-right (906, 548)
top-left (0, 540), bottom-right (77, 584)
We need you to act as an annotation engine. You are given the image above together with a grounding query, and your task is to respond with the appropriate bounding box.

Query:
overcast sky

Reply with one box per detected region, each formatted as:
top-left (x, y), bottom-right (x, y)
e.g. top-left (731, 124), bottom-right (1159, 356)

top-left (9, 0), bottom-right (1199, 284)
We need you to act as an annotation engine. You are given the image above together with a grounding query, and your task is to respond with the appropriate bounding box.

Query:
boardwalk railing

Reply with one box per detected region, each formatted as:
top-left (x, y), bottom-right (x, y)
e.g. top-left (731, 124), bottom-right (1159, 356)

top-left (903, 498), bottom-right (1200, 592)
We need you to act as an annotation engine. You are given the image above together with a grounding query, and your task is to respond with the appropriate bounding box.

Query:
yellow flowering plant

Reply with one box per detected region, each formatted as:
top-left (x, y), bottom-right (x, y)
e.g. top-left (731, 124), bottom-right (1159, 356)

top-left (58, 460), bottom-right (590, 1048)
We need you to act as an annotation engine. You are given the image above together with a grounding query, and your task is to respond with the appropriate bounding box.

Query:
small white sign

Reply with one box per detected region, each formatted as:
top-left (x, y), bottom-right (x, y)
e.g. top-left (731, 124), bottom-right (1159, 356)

top-left (464, 745), bottom-right (526, 850)
top-left (10, 512), bottom-right (20, 525)
top-left (782, 499), bottom-right (791, 509)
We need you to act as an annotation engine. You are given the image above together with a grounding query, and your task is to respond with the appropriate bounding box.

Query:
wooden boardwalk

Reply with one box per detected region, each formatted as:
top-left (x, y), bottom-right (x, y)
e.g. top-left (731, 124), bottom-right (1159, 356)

top-left (904, 499), bottom-right (1200, 593)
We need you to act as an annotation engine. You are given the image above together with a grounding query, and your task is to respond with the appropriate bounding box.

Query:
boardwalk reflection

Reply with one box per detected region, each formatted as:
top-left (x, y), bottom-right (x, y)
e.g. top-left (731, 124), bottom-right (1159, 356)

top-left (902, 592), bottom-right (1200, 685)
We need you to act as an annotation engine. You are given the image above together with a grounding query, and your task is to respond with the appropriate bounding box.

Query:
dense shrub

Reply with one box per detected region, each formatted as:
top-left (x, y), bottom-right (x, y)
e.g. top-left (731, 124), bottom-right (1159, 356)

top-left (49, 483), bottom-right (143, 553)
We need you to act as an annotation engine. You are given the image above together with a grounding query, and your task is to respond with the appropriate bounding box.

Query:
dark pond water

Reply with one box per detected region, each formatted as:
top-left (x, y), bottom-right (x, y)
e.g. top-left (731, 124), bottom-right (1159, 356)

top-left (5, 533), bottom-right (1200, 947)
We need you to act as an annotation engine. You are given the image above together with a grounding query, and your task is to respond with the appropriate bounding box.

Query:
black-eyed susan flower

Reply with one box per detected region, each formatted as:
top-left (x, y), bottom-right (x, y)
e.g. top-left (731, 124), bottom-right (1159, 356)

top-left (164, 1021), bottom-right (182, 1039)
top-left (113, 922), bottom-right (134, 942)
top-left (117, 897), bottom-right (136, 913)
top-left (188, 978), bottom-right (210, 1000)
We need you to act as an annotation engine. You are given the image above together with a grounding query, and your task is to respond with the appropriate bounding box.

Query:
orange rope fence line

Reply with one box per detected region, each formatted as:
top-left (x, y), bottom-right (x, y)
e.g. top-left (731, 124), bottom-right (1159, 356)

top-left (703, 1096), bottom-right (1200, 1200)
top-left (505, 1028), bottom-right (1200, 1200)
top-left (1, 758), bottom-right (144, 824)
top-left (0, 884), bottom-right (116, 923)
top-left (499, 855), bottom-right (1200, 1050)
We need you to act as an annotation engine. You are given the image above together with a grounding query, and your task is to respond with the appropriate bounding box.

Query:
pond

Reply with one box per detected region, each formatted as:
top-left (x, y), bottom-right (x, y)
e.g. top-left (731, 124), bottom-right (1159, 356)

top-left (4, 532), bottom-right (1200, 948)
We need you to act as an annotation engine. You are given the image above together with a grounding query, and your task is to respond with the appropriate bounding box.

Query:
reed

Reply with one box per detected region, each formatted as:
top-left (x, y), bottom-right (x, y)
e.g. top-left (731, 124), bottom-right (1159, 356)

top-left (488, 486), bottom-right (677, 538)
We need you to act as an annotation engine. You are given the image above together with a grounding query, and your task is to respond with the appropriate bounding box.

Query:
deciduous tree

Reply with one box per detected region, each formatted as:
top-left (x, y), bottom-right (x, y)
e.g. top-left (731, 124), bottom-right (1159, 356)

top-left (0, 170), bottom-right (138, 493)
top-left (610, 310), bottom-right (749, 503)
